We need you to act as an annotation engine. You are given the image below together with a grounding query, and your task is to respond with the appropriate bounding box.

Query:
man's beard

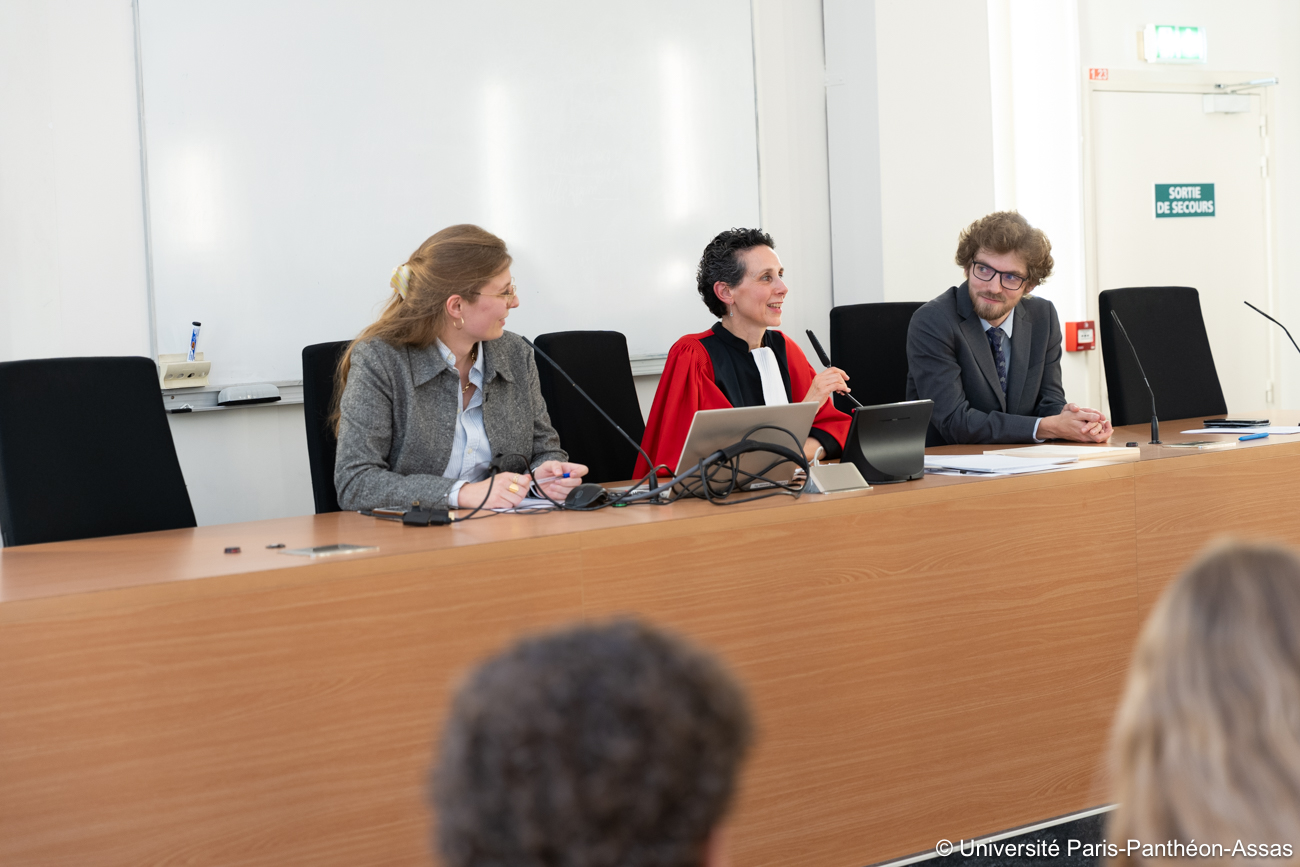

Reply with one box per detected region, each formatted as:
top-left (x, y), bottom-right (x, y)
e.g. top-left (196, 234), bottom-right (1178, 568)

top-left (970, 288), bottom-right (1018, 322)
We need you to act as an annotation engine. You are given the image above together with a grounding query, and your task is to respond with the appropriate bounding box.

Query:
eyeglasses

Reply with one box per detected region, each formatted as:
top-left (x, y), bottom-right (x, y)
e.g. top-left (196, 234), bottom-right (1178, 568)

top-left (478, 280), bottom-right (518, 301)
top-left (971, 261), bottom-right (1027, 291)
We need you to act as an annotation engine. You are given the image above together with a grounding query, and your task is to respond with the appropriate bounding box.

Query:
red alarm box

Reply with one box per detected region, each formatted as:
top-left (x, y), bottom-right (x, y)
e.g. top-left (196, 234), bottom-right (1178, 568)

top-left (1066, 321), bottom-right (1095, 351)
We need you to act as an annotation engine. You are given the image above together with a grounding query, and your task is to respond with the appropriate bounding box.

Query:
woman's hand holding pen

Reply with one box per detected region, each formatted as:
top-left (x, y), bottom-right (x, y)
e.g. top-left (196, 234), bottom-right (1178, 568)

top-left (532, 460), bottom-right (588, 501)
top-left (803, 367), bottom-right (851, 409)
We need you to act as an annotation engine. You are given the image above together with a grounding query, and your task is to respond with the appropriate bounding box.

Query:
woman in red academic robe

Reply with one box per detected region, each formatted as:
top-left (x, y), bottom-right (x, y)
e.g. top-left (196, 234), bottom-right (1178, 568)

top-left (636, 228), bottom-right (853, 477)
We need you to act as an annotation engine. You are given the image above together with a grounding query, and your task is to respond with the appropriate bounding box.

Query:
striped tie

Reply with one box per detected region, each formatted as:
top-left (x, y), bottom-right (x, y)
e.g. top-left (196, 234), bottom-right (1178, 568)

top-left (987, 327), bottom-right (1007, 394)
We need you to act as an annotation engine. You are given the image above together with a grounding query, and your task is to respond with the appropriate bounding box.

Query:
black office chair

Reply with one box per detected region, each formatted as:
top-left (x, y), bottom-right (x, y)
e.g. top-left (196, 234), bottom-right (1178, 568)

top-left (532, 331), bottom-right (646, 484)
top-left (829, 301), bottom-right (925, 412)
top-left (0, 356), bottom-right (196, 546)
top-left (1099, 287), bottom-right (1227, 427)
top-left (301, 341), bottom-right (351, 514)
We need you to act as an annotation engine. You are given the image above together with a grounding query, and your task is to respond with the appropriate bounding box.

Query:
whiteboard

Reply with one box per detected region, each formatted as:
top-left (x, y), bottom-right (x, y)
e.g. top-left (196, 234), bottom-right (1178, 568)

top-left (138, 0), bottom-right (761, 383)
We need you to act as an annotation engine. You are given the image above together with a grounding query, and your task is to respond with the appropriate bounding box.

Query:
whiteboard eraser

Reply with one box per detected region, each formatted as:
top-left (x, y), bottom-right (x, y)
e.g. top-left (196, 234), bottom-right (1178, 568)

top-left (217, 383), bottom-right (282, 406)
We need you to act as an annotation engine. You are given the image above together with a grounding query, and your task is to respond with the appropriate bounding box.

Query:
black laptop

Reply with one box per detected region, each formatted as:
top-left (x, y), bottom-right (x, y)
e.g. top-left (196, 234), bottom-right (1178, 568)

top-left (841, 400), bottom-right (933, 483)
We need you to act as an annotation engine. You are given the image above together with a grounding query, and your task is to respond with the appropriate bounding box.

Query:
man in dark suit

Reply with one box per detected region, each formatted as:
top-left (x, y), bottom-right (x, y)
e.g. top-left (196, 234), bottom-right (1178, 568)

top-left (906, 211), bottom-right (1113, 445)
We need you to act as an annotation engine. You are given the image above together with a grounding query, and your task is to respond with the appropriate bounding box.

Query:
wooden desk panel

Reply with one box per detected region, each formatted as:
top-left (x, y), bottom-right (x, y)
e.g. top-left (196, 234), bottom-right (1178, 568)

top-left (0, 419), bottom-right (1292, 866)
top-left (580, 468), bottom-right (1137, 867)
top-left (2, 545), bottom-right (585, 866)
top-left (1127, 419), bottom-right (1300, 617)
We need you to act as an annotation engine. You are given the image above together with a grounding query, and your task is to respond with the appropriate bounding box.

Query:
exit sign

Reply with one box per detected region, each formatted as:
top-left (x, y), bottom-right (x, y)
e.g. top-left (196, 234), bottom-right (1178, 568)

top-left (1155, 183), bottom-right (1215, 218)
top-left (1143, 24), bottom-right (1207, 63)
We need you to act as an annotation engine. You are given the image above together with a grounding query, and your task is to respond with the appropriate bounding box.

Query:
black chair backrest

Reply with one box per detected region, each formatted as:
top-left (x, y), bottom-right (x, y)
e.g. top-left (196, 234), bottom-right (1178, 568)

top-left (301, 341), bottom-right (351, 514)
top-left (829, 301), bottom-right (926, 412)
top-left (1099, 287), bottom-right (1226, 427)
top-left (533, 331), bottom-right (646, 484)
top-left (0, 356), bottom-right (196, 546)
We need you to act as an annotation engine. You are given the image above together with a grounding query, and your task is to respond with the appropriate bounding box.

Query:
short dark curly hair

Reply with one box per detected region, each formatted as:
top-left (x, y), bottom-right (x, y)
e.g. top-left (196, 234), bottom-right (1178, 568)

top-left (955, 211), bottom-right (1053, 289)
top-left (696, 227), bottom-right (775, 317)
top-left (432, 619), bottom-right (753, 867)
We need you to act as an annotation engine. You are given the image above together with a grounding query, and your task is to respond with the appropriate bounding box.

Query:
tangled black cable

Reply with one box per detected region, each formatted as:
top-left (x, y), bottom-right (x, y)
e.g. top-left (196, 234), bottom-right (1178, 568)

top-left (376, 426), bottom-right (809, 525)
top-left (667, 423), bottom-right (809, 505)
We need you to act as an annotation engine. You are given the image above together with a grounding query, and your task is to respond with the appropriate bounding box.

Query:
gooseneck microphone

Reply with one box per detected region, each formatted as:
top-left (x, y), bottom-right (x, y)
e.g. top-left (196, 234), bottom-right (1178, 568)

top-left (1109, 310), bottom-right (1161, 444)
top-left (521, 336), bottom-right (658, 490)
top-left (804, 329), bottom-right (864, 409)
top-left (1244, 301), bottom-right (1300, 358)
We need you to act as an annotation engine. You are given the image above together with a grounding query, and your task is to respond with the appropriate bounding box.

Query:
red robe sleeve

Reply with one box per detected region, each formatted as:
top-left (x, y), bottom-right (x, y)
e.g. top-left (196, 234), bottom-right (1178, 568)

top-left (783, 334), bottom-right (853, 451)
top-left (635, 333), bottom-right (734, 477)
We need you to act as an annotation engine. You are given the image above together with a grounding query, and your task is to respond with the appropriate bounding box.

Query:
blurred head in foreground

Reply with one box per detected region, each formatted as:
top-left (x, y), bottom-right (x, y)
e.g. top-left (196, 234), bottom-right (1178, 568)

top-left (1109, 541), bottom-right (1300, 864)
top-left (433, 619), bottom-right (753, 867)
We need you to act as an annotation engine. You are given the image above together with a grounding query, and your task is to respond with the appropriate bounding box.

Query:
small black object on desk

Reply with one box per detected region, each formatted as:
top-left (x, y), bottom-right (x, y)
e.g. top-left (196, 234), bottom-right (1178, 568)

top-left (1126, 442), bottom-right (1138, 448)
top-left (565, 484), bottom-right (609, 510)
top-left (403, 502), bottom-right (450, 526)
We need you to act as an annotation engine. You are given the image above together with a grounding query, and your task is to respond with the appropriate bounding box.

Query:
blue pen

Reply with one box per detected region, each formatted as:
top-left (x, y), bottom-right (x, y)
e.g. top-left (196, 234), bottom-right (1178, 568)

top-left (1239, 432), bottom-right (1269, 441)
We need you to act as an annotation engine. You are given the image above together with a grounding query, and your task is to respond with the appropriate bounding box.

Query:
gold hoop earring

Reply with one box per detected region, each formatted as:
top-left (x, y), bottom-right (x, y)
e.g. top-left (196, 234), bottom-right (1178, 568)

top-left (454, 318), bottom-right (464, 330)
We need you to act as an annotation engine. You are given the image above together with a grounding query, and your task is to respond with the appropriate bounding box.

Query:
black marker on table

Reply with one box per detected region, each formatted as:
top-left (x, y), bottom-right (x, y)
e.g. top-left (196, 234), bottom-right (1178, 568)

top-left (805, 330), bottom-right (864, 409)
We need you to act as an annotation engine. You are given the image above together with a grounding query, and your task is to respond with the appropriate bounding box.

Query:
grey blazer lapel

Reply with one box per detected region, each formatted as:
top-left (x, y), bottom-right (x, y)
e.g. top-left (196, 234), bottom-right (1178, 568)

top-left (1005, 307), bottom-right (1031, 414)
top-left (480, 340), bottom-right (521, 472)
top-left (955, 286), bottom-right (1006, 411)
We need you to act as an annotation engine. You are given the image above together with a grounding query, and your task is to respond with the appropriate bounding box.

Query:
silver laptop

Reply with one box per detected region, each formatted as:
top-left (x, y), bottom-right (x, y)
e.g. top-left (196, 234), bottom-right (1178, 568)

top-left (674, 402), bottom-right (819, 492)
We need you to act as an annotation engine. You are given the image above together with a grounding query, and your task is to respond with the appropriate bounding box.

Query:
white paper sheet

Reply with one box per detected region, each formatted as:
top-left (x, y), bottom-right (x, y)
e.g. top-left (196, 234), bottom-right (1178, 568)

top-left (923, 455), bottom-right (1077, 475)
top-left (1180, 427), bottom-right (1300, 435)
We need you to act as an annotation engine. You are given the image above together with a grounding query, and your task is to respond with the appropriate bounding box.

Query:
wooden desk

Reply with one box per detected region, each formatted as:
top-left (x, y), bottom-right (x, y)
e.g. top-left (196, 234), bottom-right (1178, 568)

top-left (4, 417), bottom-right (1300, 866)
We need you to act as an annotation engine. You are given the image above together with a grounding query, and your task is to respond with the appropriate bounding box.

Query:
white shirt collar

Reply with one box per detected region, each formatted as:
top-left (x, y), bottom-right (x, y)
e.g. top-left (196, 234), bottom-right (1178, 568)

top-left (435, 339), bottom-right (484, 384)
top-left (979, 306), bottom-right (1014, 337)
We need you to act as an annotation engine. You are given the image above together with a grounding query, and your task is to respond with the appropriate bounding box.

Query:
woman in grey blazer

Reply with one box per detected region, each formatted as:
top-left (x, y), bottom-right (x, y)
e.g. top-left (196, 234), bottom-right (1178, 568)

top-left (333, 225), bottom-right (587, 511)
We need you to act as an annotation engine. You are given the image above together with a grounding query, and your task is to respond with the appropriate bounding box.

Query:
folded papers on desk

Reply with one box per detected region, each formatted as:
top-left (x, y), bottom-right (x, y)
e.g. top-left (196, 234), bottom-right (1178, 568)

top-left (1181, 426), bottom-right (1300, 435)
top-left (924, 454), bottom-right (1077, 476)
top-left (984, 445), bottom-right (1140, 461)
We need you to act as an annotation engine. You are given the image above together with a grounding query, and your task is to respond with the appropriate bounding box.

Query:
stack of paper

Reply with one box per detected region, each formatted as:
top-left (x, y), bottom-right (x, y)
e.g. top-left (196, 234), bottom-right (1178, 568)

top-left (1181, 427), bottom-right (1300, 435)
top-left (984, 445), bottom-right (1140, 462)
top-left (924, 454), bottom-right (1077, 476)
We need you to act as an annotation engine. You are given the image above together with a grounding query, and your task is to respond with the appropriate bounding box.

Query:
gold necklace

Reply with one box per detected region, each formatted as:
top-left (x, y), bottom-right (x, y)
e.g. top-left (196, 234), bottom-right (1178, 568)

top-left (460, 343), bottom-right (478, 393)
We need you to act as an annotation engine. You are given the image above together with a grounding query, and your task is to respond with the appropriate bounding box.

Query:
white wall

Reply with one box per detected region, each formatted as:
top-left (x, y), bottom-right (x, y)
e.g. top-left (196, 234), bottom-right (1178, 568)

top-left (823, 0), bottom-right (885, 305)
top-left (875, 0), bottom-right (996, 302)
top-left (988, 0), bottom-right (1091, 406)
top-left (751, 0), bottom-right (836, 357)
top-left (167, 405), bottom-right (314, 527)
top-left (0, 0), bottom-right (152, 361)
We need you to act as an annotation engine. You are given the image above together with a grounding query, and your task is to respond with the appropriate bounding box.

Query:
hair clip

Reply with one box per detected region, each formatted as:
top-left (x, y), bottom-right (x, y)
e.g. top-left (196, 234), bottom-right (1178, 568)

top-left (390, 264), bottom-right (411, 300)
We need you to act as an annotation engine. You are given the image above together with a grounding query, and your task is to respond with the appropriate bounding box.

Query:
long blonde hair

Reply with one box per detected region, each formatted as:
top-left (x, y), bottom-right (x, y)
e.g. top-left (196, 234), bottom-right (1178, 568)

top-left (331, 224), bottom-right (511, 433)
top-left (1108, 541), bottom-right (1300, 864)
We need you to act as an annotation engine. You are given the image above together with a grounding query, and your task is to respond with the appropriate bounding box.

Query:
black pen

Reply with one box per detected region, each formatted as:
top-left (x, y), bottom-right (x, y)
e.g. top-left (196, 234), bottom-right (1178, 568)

top-left (805, 330), bottom-right (864, 408)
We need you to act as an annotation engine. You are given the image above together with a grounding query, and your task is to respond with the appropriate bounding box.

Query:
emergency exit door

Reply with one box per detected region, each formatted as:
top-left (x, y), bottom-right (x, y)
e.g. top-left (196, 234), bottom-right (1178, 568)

top-left (1086, 71), bottom-right (1276, 415)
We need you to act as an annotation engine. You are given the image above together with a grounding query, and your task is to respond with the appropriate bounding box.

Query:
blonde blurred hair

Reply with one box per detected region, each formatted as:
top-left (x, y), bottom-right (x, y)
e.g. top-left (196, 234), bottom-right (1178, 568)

top-left (1108, 541), bottom-right (1300, 865)
top-left (330, 224), bottom-right (511, 434)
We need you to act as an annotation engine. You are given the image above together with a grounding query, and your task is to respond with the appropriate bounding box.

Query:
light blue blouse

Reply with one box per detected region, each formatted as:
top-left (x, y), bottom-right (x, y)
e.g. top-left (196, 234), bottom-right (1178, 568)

top-left (436, 340), bottom-right (492, 507)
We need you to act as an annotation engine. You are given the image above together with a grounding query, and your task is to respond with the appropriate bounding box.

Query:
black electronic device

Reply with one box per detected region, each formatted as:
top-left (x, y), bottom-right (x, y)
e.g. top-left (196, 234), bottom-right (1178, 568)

top-left (1203, 418), bottom-right (1269, 428)
top-left (565, 483), bottom-right (610, 510)
top-left (841, 399), bottom-right (933, 483)
top-left (1109, 310), bottom-right (1162, 445)
top-left (403, 503), bottom-right (450, 526)
top-left (805, 329), bottom-right (864, 409)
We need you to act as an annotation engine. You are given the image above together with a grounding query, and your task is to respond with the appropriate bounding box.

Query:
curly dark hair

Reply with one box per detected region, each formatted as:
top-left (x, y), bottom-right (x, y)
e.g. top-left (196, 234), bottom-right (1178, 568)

top-left (696, 227), bottom-right (775, 317)
top-left (432, 619), bottom-right (753, 867)
top-left (954, 211), bottom-right (1053, 288)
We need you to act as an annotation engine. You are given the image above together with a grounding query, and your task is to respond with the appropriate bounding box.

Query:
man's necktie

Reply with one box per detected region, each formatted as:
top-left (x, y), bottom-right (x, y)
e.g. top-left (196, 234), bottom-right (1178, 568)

top-left (987, 327), bottom-right (1007, 394)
